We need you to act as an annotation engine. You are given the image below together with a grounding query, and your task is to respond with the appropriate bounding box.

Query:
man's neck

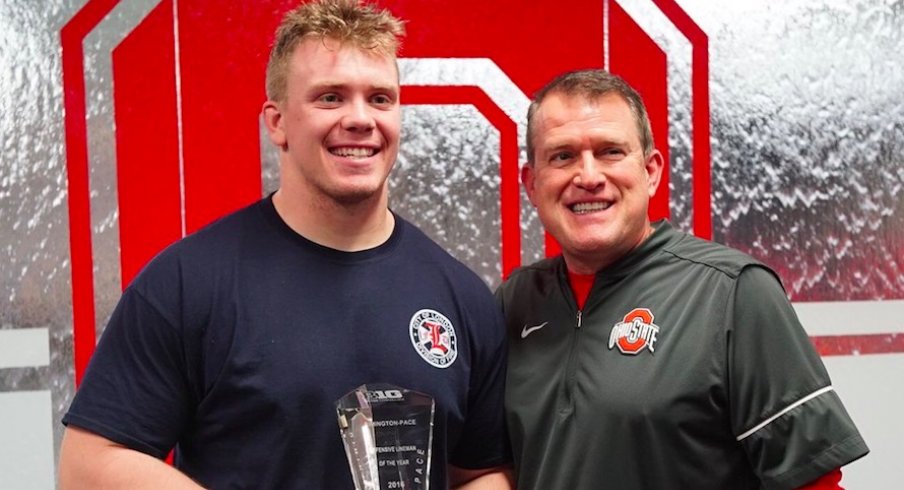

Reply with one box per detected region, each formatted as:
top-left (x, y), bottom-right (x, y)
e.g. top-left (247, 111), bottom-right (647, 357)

top-left (272, 187), bottom-right (395, 252)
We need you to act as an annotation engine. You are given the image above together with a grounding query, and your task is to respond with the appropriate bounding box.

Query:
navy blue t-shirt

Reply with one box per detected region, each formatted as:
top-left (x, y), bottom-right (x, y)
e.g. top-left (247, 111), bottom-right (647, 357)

top-left (64, 197), bottom-right (509, 489)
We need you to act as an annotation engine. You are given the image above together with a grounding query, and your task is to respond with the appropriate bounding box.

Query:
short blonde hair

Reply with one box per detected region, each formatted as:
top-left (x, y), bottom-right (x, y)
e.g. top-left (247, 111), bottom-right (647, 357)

top-left (265, 0), bottom-right (406, 102)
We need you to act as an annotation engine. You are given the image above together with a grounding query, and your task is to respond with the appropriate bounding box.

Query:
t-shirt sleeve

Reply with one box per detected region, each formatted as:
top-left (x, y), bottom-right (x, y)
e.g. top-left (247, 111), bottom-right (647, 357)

top-left (449, 290), bottom-right (512, 469)
top-left (726, 266), bottom-right (868, 489)
top-left (62, 275), bottom-right (196, 459)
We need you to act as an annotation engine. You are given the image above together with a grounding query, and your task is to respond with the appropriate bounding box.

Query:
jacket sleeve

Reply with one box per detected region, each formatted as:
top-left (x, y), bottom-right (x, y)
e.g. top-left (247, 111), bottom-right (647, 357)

top-left (726, 266), bottom-right (868, 489)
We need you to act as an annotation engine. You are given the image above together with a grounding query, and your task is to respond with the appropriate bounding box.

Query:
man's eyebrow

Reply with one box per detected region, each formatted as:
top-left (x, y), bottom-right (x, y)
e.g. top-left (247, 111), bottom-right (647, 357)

top-left (307, 81), bottom-right (345, 92)
top-left (541, 142), bottom-right (575, 152)
top-left (370, 84), bottom-right (400, 96)
top-left (309, 81), bottom-right (399, 93)
top-left (540, 133), bottom-right (630, 152)
top-left (539, 135), bottom-right (579, 150)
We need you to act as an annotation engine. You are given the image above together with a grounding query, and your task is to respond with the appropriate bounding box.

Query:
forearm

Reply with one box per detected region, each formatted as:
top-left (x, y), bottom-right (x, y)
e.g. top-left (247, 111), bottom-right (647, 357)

top-left (449, 465), bottom-right (514, 490)
top-left (796, 468), bottom-right (843, 490)
top-left (59, 426), bottom-right (203, 490)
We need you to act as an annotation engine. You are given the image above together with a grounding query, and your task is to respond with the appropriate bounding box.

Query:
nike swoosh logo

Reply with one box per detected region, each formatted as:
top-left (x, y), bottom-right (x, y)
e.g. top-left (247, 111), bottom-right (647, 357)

top-left (521, 322), bottom-right (549, 339)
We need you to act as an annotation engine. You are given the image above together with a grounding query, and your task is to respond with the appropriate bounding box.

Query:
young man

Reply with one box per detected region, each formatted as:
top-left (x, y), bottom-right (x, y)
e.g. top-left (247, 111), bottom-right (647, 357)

top-left (58, 1), bottom-right (511, 488)
top-left (497, 69), bottom-right (868, 489)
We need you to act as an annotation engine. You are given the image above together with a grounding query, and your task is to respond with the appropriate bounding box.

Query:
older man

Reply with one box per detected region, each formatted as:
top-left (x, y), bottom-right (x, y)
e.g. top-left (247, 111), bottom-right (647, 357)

top-left (498, 69), bottom-right (867, 489)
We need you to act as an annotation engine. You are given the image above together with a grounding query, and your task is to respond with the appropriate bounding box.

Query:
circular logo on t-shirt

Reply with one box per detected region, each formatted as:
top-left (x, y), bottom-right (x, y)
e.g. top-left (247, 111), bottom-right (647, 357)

top-left (409, 309), bottom-right (458, 368)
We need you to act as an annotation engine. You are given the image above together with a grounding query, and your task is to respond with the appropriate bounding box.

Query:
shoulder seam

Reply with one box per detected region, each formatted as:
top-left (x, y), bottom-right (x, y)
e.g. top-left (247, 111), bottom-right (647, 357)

top-left (660, 235), bottom-right (764, 280)
top-left (659, 248), bottom-right (747, 279)
top-left (128, 285), bottom-right (182, 335)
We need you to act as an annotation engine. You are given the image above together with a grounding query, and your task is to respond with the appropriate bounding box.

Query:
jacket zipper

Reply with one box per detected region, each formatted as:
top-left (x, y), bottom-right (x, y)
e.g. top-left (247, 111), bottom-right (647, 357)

top-left (560, 309), bottom-right (583, 415)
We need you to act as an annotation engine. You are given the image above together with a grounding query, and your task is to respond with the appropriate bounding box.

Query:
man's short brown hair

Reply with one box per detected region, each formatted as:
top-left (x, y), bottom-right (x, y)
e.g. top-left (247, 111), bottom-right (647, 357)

top-left (265, 0), bottom-right (405, 102)
top-left (526, 69), bottom-right (655, 164)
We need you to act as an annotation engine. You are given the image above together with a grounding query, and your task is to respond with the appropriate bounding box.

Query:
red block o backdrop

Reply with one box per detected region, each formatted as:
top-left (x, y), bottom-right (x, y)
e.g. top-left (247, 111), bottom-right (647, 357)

top-left (1, 0), bottom-right (902, 487)
top-left (63, 0), bottom-right (722, 384)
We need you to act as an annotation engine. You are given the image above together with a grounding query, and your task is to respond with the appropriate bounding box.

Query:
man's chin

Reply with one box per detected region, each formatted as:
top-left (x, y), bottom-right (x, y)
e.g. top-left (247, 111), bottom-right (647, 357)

top-left (328, 186), bottom-right (385, 206)
top-left (560, 225), bottom-right (616, 248)
top-left (562, 236), bottom-right (620, 257)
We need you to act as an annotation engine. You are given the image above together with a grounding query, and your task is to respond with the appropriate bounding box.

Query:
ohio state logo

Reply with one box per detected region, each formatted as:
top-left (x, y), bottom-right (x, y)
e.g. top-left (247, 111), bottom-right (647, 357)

top-left (608, 308), bottom-right (660, 355)
top-left (409, 309), bottom-right (458, 368)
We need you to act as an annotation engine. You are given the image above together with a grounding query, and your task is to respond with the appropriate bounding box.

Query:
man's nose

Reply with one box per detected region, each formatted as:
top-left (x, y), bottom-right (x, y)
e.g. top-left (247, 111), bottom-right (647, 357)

top-left (340, 98), bottom-right (375, 132)
top-left (573, 152), bottom-right (605, 189)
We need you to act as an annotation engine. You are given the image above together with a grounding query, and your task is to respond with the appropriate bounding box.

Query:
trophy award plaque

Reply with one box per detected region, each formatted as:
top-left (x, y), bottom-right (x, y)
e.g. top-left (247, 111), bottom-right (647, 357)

top-left (336, 384), bottom-right (435, 490)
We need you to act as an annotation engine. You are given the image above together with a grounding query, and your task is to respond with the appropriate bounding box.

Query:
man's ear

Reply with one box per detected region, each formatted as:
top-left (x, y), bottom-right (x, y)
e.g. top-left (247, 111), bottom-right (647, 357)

top-left (262, 100), bottom-right (287, 148)
top-left (644, 149), bottom-right (665, 198)
top-left (521, 163), bottom-right (538, 207)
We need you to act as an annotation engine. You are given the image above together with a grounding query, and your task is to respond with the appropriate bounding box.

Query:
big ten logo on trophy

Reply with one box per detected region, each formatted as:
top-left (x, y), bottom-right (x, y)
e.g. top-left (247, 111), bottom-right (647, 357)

top-left (366, 389), bottom-right (404, 402)
top-left (62, 0), bottom-right (710, 385)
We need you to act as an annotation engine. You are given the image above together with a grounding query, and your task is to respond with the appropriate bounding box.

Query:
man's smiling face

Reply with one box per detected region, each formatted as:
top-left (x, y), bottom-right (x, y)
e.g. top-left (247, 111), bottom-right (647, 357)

top-left (269, 36), bottom-right (401, 206)
top-left (523, 92), bottom-right (663, 273)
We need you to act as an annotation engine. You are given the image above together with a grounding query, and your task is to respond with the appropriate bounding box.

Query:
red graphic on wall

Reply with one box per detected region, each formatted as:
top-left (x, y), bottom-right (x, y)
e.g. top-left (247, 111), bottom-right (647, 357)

top-left (61, 0), bottom-right (900, 385)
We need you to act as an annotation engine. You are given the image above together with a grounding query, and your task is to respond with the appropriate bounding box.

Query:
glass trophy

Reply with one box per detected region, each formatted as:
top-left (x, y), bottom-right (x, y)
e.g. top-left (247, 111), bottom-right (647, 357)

top-left (336, 383), bottom-right (435, 490)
